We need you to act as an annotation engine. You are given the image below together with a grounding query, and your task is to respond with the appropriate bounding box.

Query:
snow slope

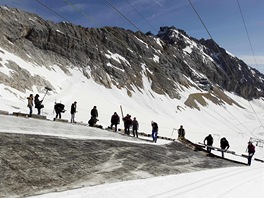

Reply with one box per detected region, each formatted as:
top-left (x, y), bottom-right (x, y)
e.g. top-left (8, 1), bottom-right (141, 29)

top-left (0, 44), bottom-right (264, 197)
top-left (0, 114), bottom-right (263, 198)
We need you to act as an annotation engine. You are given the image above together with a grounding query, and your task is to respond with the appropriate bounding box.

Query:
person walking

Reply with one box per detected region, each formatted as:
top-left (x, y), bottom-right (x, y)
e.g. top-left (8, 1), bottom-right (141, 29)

top-left (110, 112), bottom-right (120, 132)
top-left (204, 134), bottom-right (214, 152)
top-left (27, 94), bottom-right (34, 117)
top-left (151, 121), bottom-right (158, 143)
top-left (54, 103), bottom-right (65, 119)
top-left (246, 141), bottom-right (255, 166)
top-left (220, 137), bottom-right (230, 157)
top-left (70, 101), bottom-right (77, 123)
top-left (132, 117), bottom-right (139, 138)
top-left (178, 125), bottom-right (185, 139)
top-left (123, 114), bottom-right (132, 135)
top-left (34, 94), bottom-right (44, 115)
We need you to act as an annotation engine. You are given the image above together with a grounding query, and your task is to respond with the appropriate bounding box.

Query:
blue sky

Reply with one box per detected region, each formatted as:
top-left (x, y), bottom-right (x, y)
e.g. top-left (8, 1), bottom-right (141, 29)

top-left (1, 0), bottom-right (264, 73)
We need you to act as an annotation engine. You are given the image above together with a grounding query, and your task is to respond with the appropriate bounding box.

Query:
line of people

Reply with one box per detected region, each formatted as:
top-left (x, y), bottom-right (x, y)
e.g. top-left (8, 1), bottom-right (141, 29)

top-left (27, 93), bottom-right (78, 123)
top-left (26, 95), bottom-right (257, 164)
top-left (203, 134), bottom-right (255, 166)
top-left (112, 113), bottom-right (139, 138)
top-left (203, 134), bottom-right (231, 157)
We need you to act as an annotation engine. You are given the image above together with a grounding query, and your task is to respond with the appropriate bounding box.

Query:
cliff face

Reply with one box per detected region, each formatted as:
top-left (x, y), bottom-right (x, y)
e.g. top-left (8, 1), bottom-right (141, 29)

top-left (0, 6), bottom-right (263, 100)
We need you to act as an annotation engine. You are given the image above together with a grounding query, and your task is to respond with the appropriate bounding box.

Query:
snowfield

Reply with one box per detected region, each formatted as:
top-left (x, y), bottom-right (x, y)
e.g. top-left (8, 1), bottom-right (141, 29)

top-left (0, 114), bottom-right (263, 198)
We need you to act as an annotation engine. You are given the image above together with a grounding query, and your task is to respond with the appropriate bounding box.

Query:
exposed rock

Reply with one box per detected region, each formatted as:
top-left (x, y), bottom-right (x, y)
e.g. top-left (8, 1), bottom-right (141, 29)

top-left (0, 6), bottom-right (263, 101)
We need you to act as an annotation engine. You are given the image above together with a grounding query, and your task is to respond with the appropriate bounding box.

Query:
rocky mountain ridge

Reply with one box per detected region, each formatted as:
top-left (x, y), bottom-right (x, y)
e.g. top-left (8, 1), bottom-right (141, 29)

top-left (0, 6), bottom-right (264, 102)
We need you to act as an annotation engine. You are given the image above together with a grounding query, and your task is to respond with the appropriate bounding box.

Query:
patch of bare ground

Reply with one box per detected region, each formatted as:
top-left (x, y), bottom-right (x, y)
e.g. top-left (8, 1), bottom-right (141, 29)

top-left (0, 132), bottom-right (243, 198)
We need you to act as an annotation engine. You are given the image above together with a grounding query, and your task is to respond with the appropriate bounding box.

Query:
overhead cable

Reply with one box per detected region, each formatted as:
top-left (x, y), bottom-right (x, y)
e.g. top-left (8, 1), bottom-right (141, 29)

top-left (104, 0), bottom-right (142, 32)
top-left (188, 0), bottom-right (264, 133)
top-left (236, 0), bottom-right (259, 70)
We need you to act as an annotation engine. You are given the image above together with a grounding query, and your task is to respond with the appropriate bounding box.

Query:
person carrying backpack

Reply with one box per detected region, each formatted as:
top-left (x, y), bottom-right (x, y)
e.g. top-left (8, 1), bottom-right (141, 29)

top-left (247, 142), bottom-right (255, 166)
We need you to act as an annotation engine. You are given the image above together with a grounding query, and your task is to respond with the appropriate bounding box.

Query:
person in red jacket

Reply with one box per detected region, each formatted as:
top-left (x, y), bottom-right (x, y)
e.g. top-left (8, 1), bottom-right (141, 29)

top-left (247, 142), bottom-right (255, 166)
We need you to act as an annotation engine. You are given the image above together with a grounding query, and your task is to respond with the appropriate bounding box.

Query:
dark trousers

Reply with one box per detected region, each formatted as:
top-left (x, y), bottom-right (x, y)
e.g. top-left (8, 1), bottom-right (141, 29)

top-left (124, 125), bottom-right (130, 135)
top-left (152, 130), bottom-right (158, 142)
top-left (207, 144), bottom-right (212, 152)
top-left (55, 111), bottom-right (61, 119)
top-left (28, 106), bottom-right (32, 117)
top-left (248, 154), bottom-right (254, 166)
top-left (132, 127), bottom-right (138, 137)
top-left (111, 123), bottom-right (118, 131)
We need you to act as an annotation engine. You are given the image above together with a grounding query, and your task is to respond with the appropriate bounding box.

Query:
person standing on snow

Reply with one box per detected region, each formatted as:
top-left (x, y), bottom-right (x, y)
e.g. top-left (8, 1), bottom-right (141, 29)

top-left (151, 121), bottom-right (158, 143)
top-left (110, 112), bottom-right (120, 132)
top-left (70, 101), bottom-right (77, 123)
top-left (246, 141), bottom-right (255, 166)
top-left (34, 94), bottom-right (44, 115)
top-left (220, 137), bottom-right (230, 157)
top-left (132, 117), bottom-right (139, 138)
top-left (89, 106), bottom-right (99, 126)
top-left (204, 134), bottom-right (214, 152)
top-left (178, 125), bottom-right (185, 139)
top-left (123, 114), bottom-right (132, 135)
top-left (27, 94), bottom-right (34, 117)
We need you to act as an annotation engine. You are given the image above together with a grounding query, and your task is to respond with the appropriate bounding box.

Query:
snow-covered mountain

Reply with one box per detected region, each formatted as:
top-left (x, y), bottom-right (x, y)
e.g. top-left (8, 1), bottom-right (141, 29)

top-left (0, 6), bottom-right (264, 152)
top-left (0, 6), bottom-right (264, 198)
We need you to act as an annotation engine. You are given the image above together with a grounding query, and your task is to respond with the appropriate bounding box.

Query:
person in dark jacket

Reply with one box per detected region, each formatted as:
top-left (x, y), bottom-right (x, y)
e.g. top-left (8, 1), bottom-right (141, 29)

top-left (123, 114), bottom-right (132, 135)
top-left (70, 101), bottom-right (77, 123)
top-left (34, 94), bottom-right (44, 115)
top-left (151, 121), bottom-right (158, 143)
top-left (54, 103), bottom-right (65, 119)
top-left (178, 125), bottom-right (185, 139)
top-left (220, 137), bottom-right (230, 157)
top-left (247, 142), bottom-right (255, 166)
top-left (204, 134), bottom-right (214, 152)
top-left (89, 106), bottom-right (99, 127)
top-left (91, 106), bottom-right (98, 119)
top-left (110, 112), bottom-right (120, 132)
top-left (132, 117), bottom-right (139, 138)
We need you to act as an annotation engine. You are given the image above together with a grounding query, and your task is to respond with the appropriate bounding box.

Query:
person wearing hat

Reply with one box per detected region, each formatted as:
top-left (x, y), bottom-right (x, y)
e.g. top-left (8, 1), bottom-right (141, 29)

top-left (132, 117), bottom-right (139, 138)
top-left (246, 141), bottom-right (255, 166)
